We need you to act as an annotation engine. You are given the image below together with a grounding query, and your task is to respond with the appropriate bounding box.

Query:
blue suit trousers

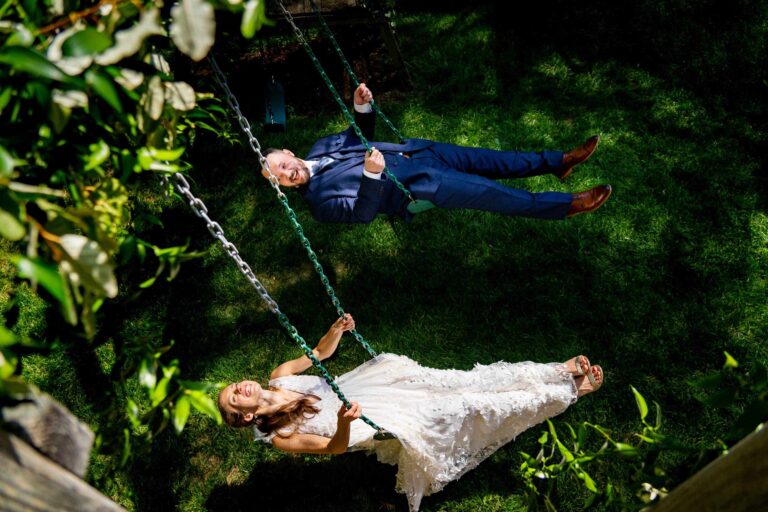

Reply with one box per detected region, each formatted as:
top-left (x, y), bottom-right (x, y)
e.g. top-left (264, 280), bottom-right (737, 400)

top-left (390, 143), bottom-right (573, 220)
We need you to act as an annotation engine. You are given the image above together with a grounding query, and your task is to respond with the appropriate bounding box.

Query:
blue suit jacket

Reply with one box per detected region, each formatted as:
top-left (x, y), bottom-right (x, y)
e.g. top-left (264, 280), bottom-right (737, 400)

top-left (301, 112), bottom-right (434, 223)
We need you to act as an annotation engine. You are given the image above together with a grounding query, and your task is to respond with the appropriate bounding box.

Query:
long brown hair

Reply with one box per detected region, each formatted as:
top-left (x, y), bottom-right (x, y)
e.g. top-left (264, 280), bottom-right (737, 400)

top-left (219, 386), bottom-right (320, 438)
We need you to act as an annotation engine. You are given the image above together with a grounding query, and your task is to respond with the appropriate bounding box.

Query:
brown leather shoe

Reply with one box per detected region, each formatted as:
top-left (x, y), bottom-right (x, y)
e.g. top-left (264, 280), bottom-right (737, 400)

top-left (566, 184), bottom-right (612, 218)
top-left (555, 135), bottom-right (600, 180)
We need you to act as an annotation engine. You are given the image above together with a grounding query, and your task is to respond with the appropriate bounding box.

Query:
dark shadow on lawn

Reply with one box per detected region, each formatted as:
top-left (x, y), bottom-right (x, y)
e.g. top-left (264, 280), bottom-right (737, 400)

top-left (205, 449), bottom-right (526, 512)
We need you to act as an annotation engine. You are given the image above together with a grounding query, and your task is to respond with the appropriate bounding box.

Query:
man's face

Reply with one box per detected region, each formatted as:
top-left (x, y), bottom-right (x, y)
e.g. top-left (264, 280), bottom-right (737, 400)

top-left (262, 149), bottom-right (310, 188)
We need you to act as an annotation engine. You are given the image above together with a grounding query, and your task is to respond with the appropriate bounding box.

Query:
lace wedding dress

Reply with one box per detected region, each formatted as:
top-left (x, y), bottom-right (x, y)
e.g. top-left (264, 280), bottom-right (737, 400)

top-left (262, 353), bottom-right (578, 511)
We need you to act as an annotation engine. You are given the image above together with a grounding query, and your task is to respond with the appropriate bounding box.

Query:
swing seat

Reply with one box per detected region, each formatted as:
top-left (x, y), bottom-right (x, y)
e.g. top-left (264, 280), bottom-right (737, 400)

top-left (406, 199), bottom-right (436, 214)
top-left (264, 77), bottom-right (286, 131)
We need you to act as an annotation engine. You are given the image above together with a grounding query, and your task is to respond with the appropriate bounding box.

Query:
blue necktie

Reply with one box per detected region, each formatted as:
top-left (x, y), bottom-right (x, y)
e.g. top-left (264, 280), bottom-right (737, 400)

top-left (312, 156), bottom-right (335, 176)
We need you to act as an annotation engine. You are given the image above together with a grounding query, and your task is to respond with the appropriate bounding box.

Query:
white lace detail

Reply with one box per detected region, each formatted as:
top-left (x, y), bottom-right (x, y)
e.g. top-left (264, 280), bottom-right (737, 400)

top-left (265, 353), bottom-right (577, 511)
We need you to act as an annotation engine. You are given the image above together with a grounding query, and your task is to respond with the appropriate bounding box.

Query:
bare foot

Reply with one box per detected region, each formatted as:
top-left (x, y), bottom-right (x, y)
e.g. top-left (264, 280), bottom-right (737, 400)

top-left (576, 365), bottom-right (603, 397)
top-left (564, 355), bottom-right (590, 377)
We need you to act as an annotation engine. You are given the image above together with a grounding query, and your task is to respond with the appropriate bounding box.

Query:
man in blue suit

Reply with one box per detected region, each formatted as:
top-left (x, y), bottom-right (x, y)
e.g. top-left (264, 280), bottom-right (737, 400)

top-left (262, 84), bottom-right (612, 224)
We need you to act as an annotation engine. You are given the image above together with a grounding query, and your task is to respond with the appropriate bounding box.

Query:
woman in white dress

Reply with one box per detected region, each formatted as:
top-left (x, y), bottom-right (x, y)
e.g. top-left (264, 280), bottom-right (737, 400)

top-left (218, 315), bottom-right (604, 511)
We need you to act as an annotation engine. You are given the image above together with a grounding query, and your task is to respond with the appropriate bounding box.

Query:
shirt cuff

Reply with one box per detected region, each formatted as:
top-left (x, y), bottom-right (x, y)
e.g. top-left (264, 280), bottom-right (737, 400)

top-left (354, 103), bottom-right (373, 114)
top-left (363, 170), bottom-right (383, 180)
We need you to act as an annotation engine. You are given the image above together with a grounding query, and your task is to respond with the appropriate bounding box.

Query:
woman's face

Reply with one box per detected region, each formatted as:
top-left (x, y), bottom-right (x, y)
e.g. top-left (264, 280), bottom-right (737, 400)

top-left (220, 380), bottom-right (263, 422)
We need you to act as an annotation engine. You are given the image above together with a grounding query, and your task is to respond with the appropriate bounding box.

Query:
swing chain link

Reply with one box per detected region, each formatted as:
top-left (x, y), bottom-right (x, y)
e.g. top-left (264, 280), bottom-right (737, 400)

top-left (208, 53), bottom-right (378, 359)
top-left (275, 0), bottom-right (416, 204)
top-left (163, 172), bottom-right (384, 433)
top-left (209, 56), bottom-right (282, 195)
top-left (166, 172), bottom-right (282, 315)
top-left (308, 0), bottom-right (406, 143)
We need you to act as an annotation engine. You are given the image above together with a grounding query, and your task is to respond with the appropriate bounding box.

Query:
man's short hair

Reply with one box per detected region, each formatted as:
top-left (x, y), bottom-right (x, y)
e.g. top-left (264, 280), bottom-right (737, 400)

top-left (260, 148), bottom-right (281, 173)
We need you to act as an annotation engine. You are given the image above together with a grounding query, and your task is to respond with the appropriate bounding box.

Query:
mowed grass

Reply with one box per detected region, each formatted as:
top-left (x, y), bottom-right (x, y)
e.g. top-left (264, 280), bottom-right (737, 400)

top-left (7, 4), bottom-right (768, 511)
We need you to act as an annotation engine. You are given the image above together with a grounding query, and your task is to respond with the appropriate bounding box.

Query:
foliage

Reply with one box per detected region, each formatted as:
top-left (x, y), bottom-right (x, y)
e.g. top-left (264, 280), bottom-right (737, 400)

top-left (0, 3), bottom-right (765, 510)
top-left (0, 0), bottom-right (272, 473)
top-left (518, 353), bottom-right (768, 510)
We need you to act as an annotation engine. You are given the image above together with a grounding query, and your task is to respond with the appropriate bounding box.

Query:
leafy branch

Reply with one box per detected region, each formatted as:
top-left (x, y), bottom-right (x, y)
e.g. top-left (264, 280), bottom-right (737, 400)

top-left (0, 0), bottom-right (273, 479)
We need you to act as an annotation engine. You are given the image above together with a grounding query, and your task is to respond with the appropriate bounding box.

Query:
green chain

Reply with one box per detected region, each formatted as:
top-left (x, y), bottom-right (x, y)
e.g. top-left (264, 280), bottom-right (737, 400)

top-left (276, 0), bottom-right (416, 204)
top-left (166, 171), bottom-right (384, 434)
top-left (208, 55), bottom-right (378, 359)
top-left (309, 0), bottom-right (406, 143)
top-left (275, 190), bottom-right (379, 358)
top-left (276, 313), bottom-right (382, 432)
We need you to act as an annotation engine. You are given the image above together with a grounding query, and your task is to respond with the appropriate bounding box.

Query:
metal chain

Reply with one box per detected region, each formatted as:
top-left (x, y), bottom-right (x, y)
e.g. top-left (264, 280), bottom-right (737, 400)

top-left (309, 0), bottom-right (405, 143)
top-left (160, 172), bottom-right (384, 434)
top-left (275, 0), bottom-right (416, 204)
top-left (208, 55), bottom-right (378, 359)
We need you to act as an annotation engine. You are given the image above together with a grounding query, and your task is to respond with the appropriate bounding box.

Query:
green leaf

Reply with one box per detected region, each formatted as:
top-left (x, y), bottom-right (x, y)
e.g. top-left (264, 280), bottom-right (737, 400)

top-left (120, 428), bottom-right (131, 467)
top-left (241, 0), bottom-right (262, 39)
top-left (631, 385), bottom-right (649, 422)
top-left (187, 389), bottom-right (221, 424)
top-left (173, 395), bottom-right (191, 433)
top-left (241, 0), bottom-right (274, 38)
top-left (0, 346), bottom-right (18, 379)
top-left (577, 423), bottom-right (587, 448)
top-left (723, 351), bottom-right (739, 369)
top-left (0, 188), bottom-right (26, 241)
top-left (577, 469), bottom-right (599, 493)
top-left (178, 379), bottom-right (217, 392)
top-left (139, 357), bottom-right (157, 389)
top-left (5, 24), bottom-right (34, 47)
top-left (614, 442), bottom-right (640, 458)
top-left (0, 144), bottom-right (14, 178)
top-left (15, 256), bottom-right (67, 305)
top-left (0, 47), bottom-right (78, 84)
top-left (126, 398), bottom-right (141, 429)
top-left (519, 451), bottom-right (536, 466)
top-left (83, 140), bottom-right (111, 171)
top-left (654, 401), bottom-right (663, 430)
top-left (142, 75), bottom-right (165, 120)
top-left (49, 101), bottom-right (71, 133)
top-left (170, 0), bottom-right (216, 61)
top-left (86, 69), bottom-right (123, 112)
top-left (556, 440), bottom-right (575, 462)
top-left (164, 81), bottom-right (195, 111)
top-left (94, 9), bottom-right (165, 66)
top-left (62, 28), bottom-right (113, 57)
top-left (149, 162), bottom-right (180, 173)
top-left (162, 362), bottom-right (179, 380)
top-left (57, 234), bottom-right (118, 298)
top-left (547, 419), bottom-right (559, 442)
top-left (0, 87), bottom-right (13, 115)
top-left (138, 147), bottom-right (185, 170)
top-left (139, 275), bottom-right (157, 289)
top-left (0, 325), bottom-right (16, 346)
top-left (538, 431), bottom-right (549, 445)
top-left (150, 375), bottom-right (171, 406)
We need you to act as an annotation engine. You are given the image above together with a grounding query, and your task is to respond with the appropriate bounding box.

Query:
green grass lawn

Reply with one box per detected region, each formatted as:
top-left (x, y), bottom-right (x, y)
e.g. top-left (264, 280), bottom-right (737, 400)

top-left (5, 3), bottom-right (767, 511)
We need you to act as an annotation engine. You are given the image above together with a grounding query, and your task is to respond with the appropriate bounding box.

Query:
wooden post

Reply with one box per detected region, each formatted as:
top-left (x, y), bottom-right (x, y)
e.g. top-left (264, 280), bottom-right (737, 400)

top-left (0, 431), bottom-right (125, 511)
top-left (0, 388), bottom-right (124, 510)
top-left (653, 426), bottom-right (768, 512)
